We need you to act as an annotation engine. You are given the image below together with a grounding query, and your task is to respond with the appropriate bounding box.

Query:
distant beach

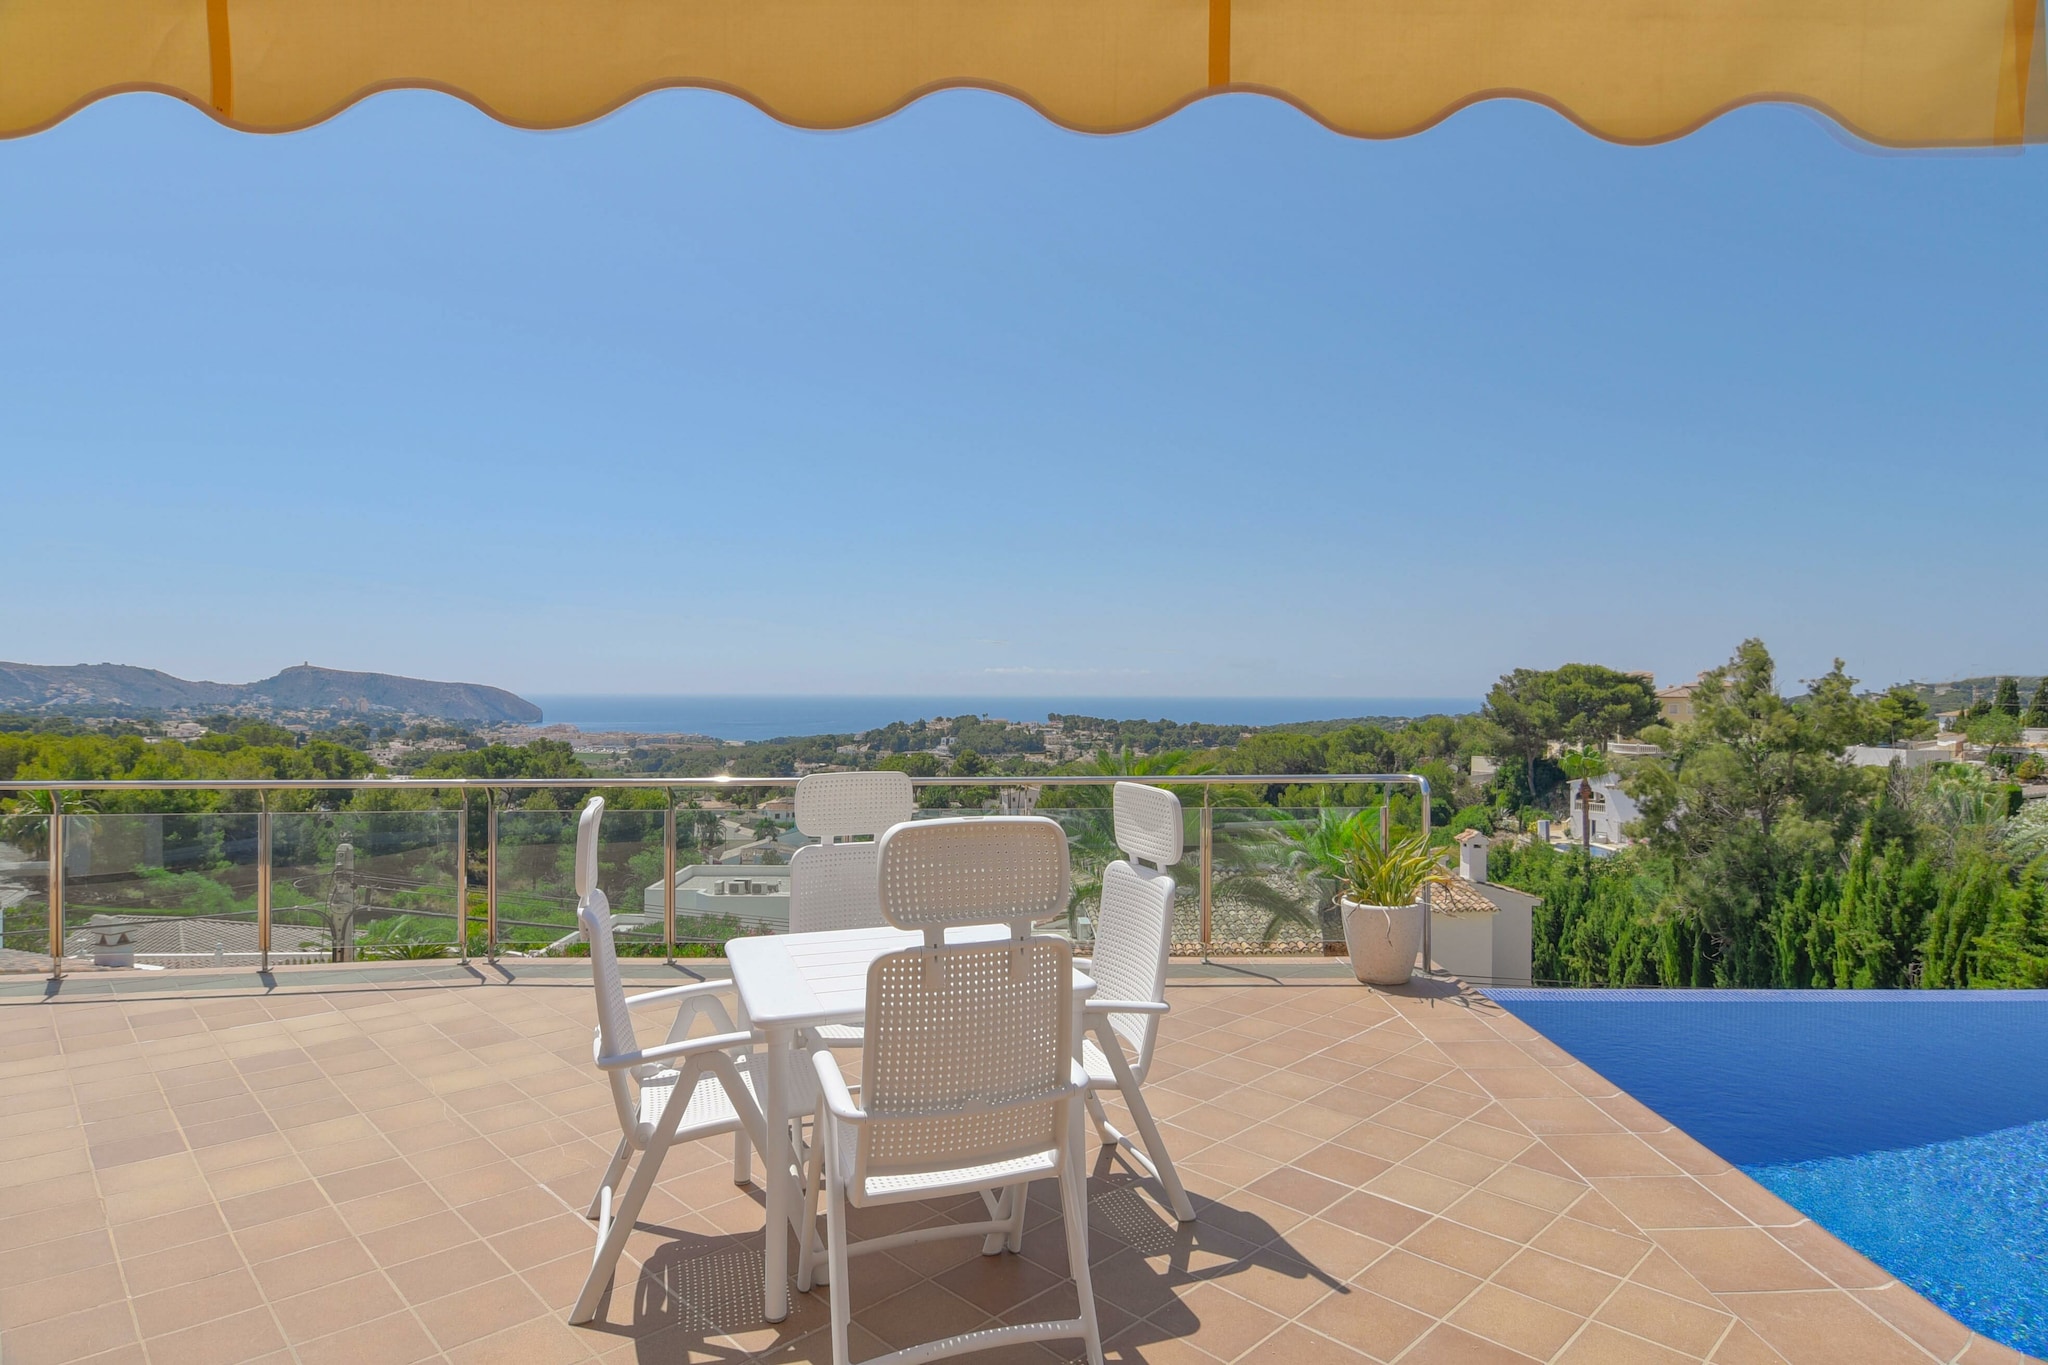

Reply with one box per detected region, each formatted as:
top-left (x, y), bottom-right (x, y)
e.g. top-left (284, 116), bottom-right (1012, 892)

top-left (525, 695), bottom-right (1482, 743)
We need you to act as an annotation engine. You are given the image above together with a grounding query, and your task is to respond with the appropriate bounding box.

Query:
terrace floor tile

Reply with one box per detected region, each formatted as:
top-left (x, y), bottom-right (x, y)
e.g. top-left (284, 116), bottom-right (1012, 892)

top-left (0, 962), bottom-right (2009, 1365)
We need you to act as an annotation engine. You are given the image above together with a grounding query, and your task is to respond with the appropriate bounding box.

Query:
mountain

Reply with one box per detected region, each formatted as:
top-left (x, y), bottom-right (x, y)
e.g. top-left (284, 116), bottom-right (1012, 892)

top-left (0, 662), bottom-right (541, 725)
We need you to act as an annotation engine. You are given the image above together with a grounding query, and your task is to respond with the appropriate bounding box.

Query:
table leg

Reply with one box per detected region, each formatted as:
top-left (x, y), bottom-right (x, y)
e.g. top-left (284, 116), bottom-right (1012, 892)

top-left (763, 1027), bottom-right (792, 1323)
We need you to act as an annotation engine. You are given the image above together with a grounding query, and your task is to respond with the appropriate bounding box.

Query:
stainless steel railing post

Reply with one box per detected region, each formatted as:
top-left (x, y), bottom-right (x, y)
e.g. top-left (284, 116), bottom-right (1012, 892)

top-left (663, 800), bottom-right (678, 964)
top-left (47, 791), bottom-right (63, 978)
top-left (455, 800), bottom-right (469, 963)
top-left (1199, 796), bottom-right (1213, 963)
top-left (486, 791), bottom-right (499, 961)
top-left (1419, 775), bottom-right (1433, 976)
top-left (257, 794), bottom-right (272, 973)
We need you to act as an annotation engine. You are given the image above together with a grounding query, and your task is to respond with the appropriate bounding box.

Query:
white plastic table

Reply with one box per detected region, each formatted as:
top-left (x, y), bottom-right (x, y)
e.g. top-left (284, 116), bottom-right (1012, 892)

top-left (726, 923), bottom-right (1092, 1322)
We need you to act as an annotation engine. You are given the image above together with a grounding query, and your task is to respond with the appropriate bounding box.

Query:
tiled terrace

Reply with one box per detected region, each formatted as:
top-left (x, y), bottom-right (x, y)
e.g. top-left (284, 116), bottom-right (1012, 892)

top-left (0, 963), bottom-right (2028, 1365)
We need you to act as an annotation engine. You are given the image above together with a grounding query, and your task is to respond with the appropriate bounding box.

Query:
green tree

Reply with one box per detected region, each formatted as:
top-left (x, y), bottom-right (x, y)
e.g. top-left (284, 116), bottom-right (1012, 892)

top-left (414, 740), bottom-right (585, 780)
top-left (1969, 866), bottom-right (2048, 987)
top-left (2025, 678), bottom-right (2048, 728)
top-left (1995, 676), bottom-right (2024, 717)
top-left (1828, 826), bottom-right (1937, 988)
top-left (1801, 660), bottom-right (1875, 749)
top-left (1965, 710), bottom-right (2023, 747)
top-left (1481, 664), bottom-right (1658, 794)
top-left (1870, 687), bottom-right (1936, 744)
top-left (1626, 639), bottom-right (1860, 985)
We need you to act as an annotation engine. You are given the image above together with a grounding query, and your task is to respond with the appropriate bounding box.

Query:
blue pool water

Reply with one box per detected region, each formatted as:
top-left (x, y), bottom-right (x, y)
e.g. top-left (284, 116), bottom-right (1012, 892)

top-left (1486, 990), bottom-right (2048, 1355)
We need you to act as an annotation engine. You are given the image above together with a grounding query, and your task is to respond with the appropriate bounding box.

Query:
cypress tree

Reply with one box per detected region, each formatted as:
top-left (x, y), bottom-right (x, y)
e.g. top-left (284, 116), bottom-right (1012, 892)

top-left (2026, 678), bottom-right (2048, 728)
top-left (1995, 676), bottom-right (2023, 716)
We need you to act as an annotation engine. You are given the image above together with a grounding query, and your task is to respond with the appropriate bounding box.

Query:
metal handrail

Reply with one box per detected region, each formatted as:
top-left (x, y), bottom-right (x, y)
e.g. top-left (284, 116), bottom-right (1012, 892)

top-left (7, 772), bottom-right (1433, 977)
top-left (0, 773), bottom-right (1428, 791)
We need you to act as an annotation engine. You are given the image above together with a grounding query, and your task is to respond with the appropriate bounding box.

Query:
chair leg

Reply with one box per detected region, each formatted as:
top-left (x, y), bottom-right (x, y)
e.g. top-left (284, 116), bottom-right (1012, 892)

top-left (1060, 1140), bottom-right (1105, 1365)
top-left (797, 1109), bottom-right (826, 1292)
top-left (733, 1125), bottom-right (753, 1186)
top-left (1085, 1088), bottom-right (1121, 1145)
top-left (980, 1188), bottom-right (1009, 1257)
top-left (824, 1132), bottom-right (853, 1365)
top-left (1120, 1079), bottom-right (1195, 1224)
top-left (1004, 1181), bottom-right (1028, 1254)
top-left (586, 1136), bottom-right (631, 1220)
top-left (571, 1126), bottom-right (672, 1324)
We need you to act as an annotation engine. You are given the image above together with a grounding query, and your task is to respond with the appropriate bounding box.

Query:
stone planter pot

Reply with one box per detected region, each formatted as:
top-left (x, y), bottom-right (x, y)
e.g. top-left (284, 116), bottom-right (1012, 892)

top-left (1339, 895), bottom-right (1425, 986)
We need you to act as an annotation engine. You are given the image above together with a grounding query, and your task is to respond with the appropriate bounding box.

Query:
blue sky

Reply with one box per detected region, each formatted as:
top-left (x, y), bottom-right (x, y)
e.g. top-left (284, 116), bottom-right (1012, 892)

top-left (3, 90), bottom-right (2042, 700)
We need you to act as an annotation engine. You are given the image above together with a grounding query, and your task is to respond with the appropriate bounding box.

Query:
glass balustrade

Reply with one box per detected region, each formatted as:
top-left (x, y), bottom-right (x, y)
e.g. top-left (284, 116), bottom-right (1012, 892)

top-left (271, 809), bottom-right (462, 963)
top-left (52, 810), bottom-right (262, 969)
top-left (494, 804), bottom-right (671, 956)
top-left (0, 810), bottom-right (49, 964)
top-left (0, 778), bottom-right (1428, 972)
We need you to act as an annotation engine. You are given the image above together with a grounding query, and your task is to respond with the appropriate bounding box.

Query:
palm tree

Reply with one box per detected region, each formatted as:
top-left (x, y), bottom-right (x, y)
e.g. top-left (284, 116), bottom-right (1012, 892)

top-left (1206, 807), bottom-right (1372, 949)
top-left (0, 790), bottom-right (100, 862)
top-left (1043, 748), bottom-right (1213, 938)
top-left (1558, 747), bottom-right (1607, 851)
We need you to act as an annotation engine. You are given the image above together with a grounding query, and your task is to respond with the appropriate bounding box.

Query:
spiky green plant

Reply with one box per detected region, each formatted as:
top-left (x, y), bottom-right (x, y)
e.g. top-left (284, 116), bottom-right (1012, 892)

top-left (1335, 828), bottom-right (1453, 908)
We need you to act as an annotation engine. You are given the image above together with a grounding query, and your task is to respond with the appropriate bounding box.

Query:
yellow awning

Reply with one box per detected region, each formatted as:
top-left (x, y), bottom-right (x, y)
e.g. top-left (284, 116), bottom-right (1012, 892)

top-left (2, 0), bottom-right (2041, 148)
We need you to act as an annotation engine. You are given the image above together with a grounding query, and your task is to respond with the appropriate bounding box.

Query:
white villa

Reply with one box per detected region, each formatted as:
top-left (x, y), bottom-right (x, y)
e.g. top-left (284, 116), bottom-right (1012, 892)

top-left (1427, 831), bottom-right (1537, 987)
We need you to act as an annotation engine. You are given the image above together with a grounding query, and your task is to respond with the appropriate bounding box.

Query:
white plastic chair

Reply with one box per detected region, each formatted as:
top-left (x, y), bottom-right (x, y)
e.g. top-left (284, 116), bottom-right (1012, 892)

top-left (569, 797), bottom-right (776, 1325)
top-left (793, 770), bottom-right (914, 846)
top-left (1075, 783), bottom-right (1195, 1222)
top-left (802, 817), bottom-right (1105, 1365)
top-left (789, 771), bottom-right (919, 1046)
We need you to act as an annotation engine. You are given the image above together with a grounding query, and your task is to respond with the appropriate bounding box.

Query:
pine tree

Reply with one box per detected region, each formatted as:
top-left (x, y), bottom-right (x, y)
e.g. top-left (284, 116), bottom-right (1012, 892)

top-left (1995, 676), bottom-right (2023, 716)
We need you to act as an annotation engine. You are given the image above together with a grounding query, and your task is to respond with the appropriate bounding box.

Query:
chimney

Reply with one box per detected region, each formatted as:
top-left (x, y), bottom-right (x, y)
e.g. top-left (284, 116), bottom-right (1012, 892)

top-left (1457, 830), bottom-right (1489, 884)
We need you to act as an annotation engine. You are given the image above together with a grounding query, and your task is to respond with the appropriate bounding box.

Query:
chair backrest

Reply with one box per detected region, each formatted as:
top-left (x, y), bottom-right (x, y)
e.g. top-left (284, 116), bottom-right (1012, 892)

top-left (1089, 860), bottom-right (1176, 1077)
top-left (858, 936), bottom-right (1073, 1179)
top-left (1113, 781), bottom-right (1183, 868)
top-left (875, 816), bottom-right (1071, 942)
top-left (795, 771), bottom-right (914, 840)
top-left (575, 798), bottom-right (641, 1135)
top-left (788, 839), bottom-right (886, 933)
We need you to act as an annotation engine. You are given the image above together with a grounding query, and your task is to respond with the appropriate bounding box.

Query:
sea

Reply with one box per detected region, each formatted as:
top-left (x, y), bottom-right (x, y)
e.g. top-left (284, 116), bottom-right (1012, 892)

top-left (524, 695), bottom-right (1480, 743)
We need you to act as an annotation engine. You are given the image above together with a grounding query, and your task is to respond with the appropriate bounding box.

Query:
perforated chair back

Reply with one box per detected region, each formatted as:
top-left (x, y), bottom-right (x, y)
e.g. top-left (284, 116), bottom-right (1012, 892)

top-left (575, 798), bottom-right (642, 1136)
top-left (857, 936), bottom-right (1074, 1181)
top-left (1113, 782), bottom-right (1183, 868)
top-left (788, 840), bottom-right (887, 933)
top-left (795, 771), bottom-right (914, 840)
top-left (1089, 861), bottom-right (1175, 1077)
top-left (875, 816), bottom-right (1071, 941)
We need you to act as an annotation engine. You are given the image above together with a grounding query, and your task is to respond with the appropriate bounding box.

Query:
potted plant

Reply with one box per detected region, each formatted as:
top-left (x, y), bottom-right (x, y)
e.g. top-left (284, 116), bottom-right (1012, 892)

top-left (1332, 823), bottom-right (1452, 986)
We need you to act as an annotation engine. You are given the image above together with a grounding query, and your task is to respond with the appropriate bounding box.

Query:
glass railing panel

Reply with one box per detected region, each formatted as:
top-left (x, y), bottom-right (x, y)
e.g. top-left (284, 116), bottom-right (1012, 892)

top-left (271, 809), bottom-right (462, 962)
top-left (1206, 806), bottom-right (1363, 954)
top-left (988, 794), bottom-right (1205, 952)
top-left (54, 810), bottom-right (262, 968)
top-left (0, 811), bottom-right (50, 965)
top-left (662, 799), bottom-right (798, 948)
top-left (494, 803), bottom-right (683, 956)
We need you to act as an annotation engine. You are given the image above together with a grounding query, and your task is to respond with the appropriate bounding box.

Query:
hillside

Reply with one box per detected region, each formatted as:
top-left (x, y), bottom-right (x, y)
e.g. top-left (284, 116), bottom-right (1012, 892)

top-left (0, 662), bottom-right (540, 724)
top-left (1902, 675), bottom-right (2046, 714)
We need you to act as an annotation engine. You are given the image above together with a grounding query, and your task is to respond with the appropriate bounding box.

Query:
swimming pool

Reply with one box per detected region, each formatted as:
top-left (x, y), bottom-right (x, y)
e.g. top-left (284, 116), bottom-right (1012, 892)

top-left (1485, 989), bottom-right (2048, 1356)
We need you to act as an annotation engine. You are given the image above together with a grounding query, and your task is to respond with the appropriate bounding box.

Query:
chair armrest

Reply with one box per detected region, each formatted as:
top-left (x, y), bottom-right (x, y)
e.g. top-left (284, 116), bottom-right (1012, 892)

top-left (1084, 998), bottom-right (1170, 1016)
top-left (811, 1050), bottom-right (866, 1123)
top-left (597, 1029), bottom-right (755, 1072)
top-left (1073, 957), bottom-right (1092, 972)
top-left (623, 981), bottom-right (733, 1010)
